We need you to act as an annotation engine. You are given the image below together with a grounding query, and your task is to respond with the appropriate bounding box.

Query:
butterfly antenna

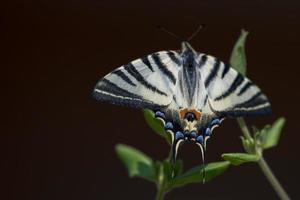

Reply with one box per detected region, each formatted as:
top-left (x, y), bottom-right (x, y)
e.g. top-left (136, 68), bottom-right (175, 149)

top-left (157, 25), bottom-right (181, 40)
top-left (187, 24), bottom-right (205, 42)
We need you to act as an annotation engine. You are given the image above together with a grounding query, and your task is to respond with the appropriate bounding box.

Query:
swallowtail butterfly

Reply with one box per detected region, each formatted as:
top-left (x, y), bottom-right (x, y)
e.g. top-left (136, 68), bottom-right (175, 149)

top-left (93, 41), bottom-right (271, 165)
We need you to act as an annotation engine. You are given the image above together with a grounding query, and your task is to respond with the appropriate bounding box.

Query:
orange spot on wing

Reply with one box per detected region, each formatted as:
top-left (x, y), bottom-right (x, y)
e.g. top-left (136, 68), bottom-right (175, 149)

top-left (179, 108), bottom-right (189, 119)
top-left (192, 110), bottom-right (202, 120)
top-left (179, 108), bottom-right (202, 120)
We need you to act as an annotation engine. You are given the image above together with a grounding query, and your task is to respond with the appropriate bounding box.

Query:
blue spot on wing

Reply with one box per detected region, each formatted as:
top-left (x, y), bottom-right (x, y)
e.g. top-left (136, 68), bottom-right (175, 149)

top-left (196, 135), bottom-right (204, 143)
top-left (155, 111), bottom-right (165, 119)
top-left (165, 122), bottom-right (174, 130)
top-left (175, 131), bottom-right (184, 140)
top-left (205, 128), bottom-right (211, 137)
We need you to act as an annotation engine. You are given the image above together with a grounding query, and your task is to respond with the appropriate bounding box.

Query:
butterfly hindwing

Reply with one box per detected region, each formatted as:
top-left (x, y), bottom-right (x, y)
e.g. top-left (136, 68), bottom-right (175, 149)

top-left (198, 54), bottom-right (271, 117)
top-left (93, 51), bottom-right (182, 109)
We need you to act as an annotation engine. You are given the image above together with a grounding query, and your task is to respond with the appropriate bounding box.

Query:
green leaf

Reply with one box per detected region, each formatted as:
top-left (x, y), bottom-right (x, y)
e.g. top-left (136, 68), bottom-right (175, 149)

top-left (261, 117), bottom-right (286, 149)
top-left (168, 161), bottom-right (230, 188)
top-left (162, 161), bottom-right (173, 181)
top-left (115, 144), bottom-right (155, 182)
top-left (241, 136), bottom-right (256, 154)
top-left (143, 109), bottom-right (172, 144)
top-left (173, 160), bottom-right (183, 178)
top-left (230, 29), bottom-right (249, 75)
top-left (161, 160), bottom-right (183, 181)
top-left (222, 153), bottom-right (260, 166)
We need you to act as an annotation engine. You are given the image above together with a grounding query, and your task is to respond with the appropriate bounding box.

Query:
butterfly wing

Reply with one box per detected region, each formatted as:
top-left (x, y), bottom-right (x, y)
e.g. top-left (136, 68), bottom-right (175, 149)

top-left (198, 54), bottom-right (271, 118)
top-left (93, 51), bottom-right (181, 109)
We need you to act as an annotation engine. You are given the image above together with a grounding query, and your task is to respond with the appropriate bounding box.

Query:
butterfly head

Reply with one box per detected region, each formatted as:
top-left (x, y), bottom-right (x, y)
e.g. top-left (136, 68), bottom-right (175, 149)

top-left (181, 42), bottom-right (197, 55)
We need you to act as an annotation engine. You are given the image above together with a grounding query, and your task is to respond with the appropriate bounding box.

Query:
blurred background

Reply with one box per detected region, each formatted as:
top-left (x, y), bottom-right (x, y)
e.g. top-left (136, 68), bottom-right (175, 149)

top-left (2, 0), bottom-right (299, 199)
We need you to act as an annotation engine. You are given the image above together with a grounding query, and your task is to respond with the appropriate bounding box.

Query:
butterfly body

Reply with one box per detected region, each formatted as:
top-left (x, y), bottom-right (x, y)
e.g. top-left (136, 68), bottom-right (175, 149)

top-left (93, 41), bottom-right (271, 163)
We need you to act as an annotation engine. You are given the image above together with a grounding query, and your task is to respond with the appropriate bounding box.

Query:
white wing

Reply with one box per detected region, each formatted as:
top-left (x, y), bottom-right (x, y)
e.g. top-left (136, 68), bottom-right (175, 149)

top-left (198, 54), bottom-right (271, 117)
top-left (93, 51), bottom-right (182, 109)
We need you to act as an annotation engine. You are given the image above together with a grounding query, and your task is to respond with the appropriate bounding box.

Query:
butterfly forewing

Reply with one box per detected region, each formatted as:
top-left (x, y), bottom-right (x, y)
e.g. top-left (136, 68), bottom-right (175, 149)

top-left (93, 51), bottom-right (182, 109)
top-left (197, 54), bottom-right (271, 117)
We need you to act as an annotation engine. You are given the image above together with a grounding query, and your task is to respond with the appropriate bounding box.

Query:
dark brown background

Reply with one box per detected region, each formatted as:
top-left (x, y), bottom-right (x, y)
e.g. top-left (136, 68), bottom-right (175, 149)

top-left (2, 0), bottom-right (300, 199)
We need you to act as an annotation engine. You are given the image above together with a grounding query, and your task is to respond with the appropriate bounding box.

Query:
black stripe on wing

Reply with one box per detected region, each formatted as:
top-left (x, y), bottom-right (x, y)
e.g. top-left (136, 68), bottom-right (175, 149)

top-left (214, 73), bottom-right (244, 101)
top-left (204, 58), bottom-right (221, 88)
top-left (234, 91), bottom-right (268, 108)
top-left (178, 77), bottom-right (185, 100)
top-left (221, 63), bottom-right (230, 78)
top-left (203, 95), bottom-right (209, 107)
top-left (211, 91), bottom-right (271, 117)
top-left (95, 79), bottom-right (141, 99)
top-left (141, 57), bottom-right (154, 72)
top-left (124, 63), bottom-right (168, 96)
top-left (221, 106), bottom-right (271, 117)
top-left (93, 79), bottom-right (155, 108)
top-left (167, 51), bottom-right (181, 66)
top-left (198, 54), bottom-right (208, 68)
top-left (112, 69), bottom-right (137, 87)
top-left (151, 53), bottom-right (176, 85)
top-left (237, 81), bottom-right (253, 96)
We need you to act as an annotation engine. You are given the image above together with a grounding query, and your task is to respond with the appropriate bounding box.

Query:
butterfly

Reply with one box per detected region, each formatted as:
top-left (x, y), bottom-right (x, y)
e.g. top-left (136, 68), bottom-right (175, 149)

top-left (93, 41), bottom-right (271, 165)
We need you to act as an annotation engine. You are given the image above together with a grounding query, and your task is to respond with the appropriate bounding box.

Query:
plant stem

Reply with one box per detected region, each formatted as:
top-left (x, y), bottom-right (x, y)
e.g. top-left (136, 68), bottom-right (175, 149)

top-left (236, 117), bottom-right (290, 200)
top-left (155, 163), bottom-right (166, 200)
top-left (237, 117), bottom-right (252, 139)
top-left (155, 186), bottom-right (166, 200)
top-left (258, 157), bottom-right (290, 200)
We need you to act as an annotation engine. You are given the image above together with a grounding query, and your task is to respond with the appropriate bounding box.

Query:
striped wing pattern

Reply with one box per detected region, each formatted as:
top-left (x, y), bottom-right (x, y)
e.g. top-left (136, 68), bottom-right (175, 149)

top-left (198, 54), bottom-right (271, 117)
top-left (93, 51), bottom-right (181, 109)
top-left (93, 48), bottom-right (271, 117)
top-left (93, 41), bottom-right (271, 167)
